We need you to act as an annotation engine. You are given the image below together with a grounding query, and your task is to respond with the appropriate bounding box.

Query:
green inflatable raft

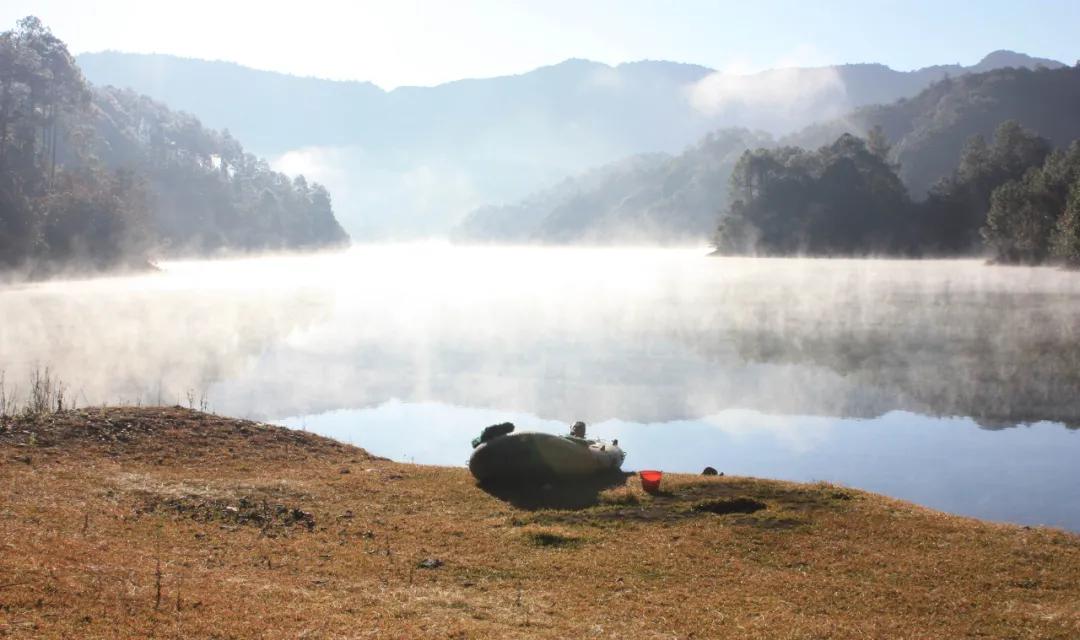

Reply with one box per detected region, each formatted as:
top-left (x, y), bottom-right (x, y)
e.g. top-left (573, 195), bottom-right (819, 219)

top-left (469, 423), bottom-right (625, 483)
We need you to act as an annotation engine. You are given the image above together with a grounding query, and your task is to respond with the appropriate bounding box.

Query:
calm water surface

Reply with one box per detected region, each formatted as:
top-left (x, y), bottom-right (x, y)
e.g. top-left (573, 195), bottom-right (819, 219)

top-left (2, 245), bottom-right (1079, 529)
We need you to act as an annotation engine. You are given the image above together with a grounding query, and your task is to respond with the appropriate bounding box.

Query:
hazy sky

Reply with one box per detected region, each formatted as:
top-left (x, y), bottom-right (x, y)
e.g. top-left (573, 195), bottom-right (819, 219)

top-left (2, 0), bottom-right (1078, 88)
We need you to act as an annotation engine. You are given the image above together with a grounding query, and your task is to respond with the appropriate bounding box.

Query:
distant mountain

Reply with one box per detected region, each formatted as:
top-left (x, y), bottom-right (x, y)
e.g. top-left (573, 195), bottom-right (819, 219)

top-left (968, 50), bottom-right (1065, 73)
top-left (457, 64), bottom-right (1080, 245)
top-left (76, 50), bottom-right (1064, 238)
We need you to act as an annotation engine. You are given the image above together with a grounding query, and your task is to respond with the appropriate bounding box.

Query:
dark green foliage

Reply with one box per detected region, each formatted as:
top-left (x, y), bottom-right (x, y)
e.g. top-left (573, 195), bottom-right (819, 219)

top-left (0, 16), bottom-right (348, 275)
top-left (716, 134), bottom-right (913, 256)
top-left (717, 120), bottom-right (1080, 264)
top-left (921, 121), bottom-right (1052, 252)
top-left (1051, 180), bottom-right (1080, 267)
top-left (981, 140), bottom-right (1080, 264)
top-left (981, 173), bottom-right (1057, 264)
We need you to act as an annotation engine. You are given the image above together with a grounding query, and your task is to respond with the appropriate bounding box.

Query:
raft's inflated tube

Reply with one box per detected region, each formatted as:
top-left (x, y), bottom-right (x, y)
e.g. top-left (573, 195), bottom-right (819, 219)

top-left (469, 431), bottom-right (624, 482)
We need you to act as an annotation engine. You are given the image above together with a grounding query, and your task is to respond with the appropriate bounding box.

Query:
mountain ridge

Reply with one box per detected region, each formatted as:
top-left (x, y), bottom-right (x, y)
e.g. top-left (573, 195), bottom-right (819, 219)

top-left (458, 64), bottom-right (1080, 244)
top-left (75, 49), bottom-right (1066, 238)
top-left (77, 49), bottom-right (1063, 91)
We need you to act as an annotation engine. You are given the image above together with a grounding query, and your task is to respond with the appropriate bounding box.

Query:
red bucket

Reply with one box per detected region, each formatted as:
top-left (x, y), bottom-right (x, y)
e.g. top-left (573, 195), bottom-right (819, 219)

top-left (639, 470), bottom-right (663, 494)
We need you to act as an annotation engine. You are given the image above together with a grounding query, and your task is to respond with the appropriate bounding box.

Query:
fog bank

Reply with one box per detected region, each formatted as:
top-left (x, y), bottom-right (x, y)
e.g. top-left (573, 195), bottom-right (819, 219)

top-left (2, 246), bottom-right (1079, 427)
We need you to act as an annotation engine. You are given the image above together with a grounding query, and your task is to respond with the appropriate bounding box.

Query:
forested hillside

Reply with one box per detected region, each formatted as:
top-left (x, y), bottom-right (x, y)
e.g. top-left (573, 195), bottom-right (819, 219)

top-left (0, 17), bottom-right (347, 276)
top-left (714, 122), bottom-right (1080, 265)
top-left (91, 87), bottom-right (347, 254)
top-left (787, 65), bottom-right (1080, 196)
top-left (456, 129), bottom-right (770, 243)
top-left (461, 64), bottom-right (1080, 246)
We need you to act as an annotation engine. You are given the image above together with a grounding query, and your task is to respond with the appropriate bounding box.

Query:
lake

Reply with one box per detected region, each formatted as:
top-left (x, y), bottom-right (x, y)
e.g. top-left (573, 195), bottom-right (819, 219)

top-left (2, 245), bottom-right (1079, 530)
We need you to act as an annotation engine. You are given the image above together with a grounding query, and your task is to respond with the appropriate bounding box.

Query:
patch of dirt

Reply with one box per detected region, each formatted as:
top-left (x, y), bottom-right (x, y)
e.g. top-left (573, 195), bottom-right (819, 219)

top-left (134, 492), bottom-right (316, 533)
top-left (691, 498), bottom-right (766, 515)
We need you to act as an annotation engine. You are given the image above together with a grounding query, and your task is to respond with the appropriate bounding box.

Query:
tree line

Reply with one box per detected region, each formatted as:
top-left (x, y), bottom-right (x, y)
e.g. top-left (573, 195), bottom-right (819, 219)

top-left (0, 17), bottom-right (347, 276)
top-left (92, 86), bottom-right (347, 254)
top-left (715, 121), bottom-right (1080, 266)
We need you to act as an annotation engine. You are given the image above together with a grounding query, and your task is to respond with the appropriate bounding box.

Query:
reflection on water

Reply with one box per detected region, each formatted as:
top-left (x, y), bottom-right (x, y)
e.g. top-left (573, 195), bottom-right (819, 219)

top-left (279, 401), bottom-right (1080, 531)
top-left (3, 245), bottom-right (1080, 528)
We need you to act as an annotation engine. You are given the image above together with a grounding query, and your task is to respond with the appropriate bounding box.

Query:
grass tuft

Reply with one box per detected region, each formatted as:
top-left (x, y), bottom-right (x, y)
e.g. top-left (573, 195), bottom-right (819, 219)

top-left (0, 367), bottom-right (73, 419)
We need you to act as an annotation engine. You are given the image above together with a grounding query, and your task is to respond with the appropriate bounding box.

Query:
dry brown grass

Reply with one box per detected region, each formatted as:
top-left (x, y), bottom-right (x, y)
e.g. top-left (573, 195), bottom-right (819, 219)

top-left (1, 407), bottom-right (1078, 639)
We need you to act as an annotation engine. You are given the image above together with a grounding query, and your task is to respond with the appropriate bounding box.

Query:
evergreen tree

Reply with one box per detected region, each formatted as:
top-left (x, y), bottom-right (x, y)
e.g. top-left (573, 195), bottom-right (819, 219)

top-left (981, 139), bottom-right (1080, 264)
top-left (981, 171), bottom-right (1057, 264)
top-left (923, 122), bottom-right (1051, 252)
top-left (1050, 179), bottom-right (1080, 267)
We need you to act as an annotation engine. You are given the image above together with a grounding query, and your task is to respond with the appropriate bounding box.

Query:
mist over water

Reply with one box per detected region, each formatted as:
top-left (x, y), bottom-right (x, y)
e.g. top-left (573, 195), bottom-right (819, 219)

top-left (5, 245), bottom-right (1078, 423)
top-left (3, 245), bottom-right (1079, 528)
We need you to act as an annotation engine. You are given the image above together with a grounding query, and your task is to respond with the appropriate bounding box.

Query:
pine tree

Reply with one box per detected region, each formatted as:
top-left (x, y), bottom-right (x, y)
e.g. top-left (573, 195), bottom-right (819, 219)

top-left (1051, 179), bottom-right (1080, 267)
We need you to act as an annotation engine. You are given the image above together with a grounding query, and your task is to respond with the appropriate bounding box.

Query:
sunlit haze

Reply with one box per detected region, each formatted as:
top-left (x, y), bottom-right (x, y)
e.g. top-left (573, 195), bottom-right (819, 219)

top-left (1, 0), bottom-right (1077, 87)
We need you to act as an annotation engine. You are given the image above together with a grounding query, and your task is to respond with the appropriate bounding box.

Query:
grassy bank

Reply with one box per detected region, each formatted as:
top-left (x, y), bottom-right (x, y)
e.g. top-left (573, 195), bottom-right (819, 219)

top-left (1, 407), bottom-right (1078, 638)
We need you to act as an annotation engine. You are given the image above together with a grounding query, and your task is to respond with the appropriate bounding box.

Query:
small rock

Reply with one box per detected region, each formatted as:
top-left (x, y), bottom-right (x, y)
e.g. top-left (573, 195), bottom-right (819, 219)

top-left (417, 558), bottom-right (443, 569)
top-left (702, 466), bottom-right (718, 476)
top-left (339, 467), bottom-right (350, 474)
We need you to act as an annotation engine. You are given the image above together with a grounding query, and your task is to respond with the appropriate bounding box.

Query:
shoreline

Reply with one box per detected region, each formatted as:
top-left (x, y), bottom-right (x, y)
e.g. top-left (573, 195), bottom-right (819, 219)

top-left (2, 406), bottom-right (1078, 638)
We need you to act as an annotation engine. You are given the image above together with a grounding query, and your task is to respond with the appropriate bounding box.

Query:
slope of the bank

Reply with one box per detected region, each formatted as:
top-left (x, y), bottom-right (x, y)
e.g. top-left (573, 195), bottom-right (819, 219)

top-left (1, 407), bottom-right (1078, 638)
